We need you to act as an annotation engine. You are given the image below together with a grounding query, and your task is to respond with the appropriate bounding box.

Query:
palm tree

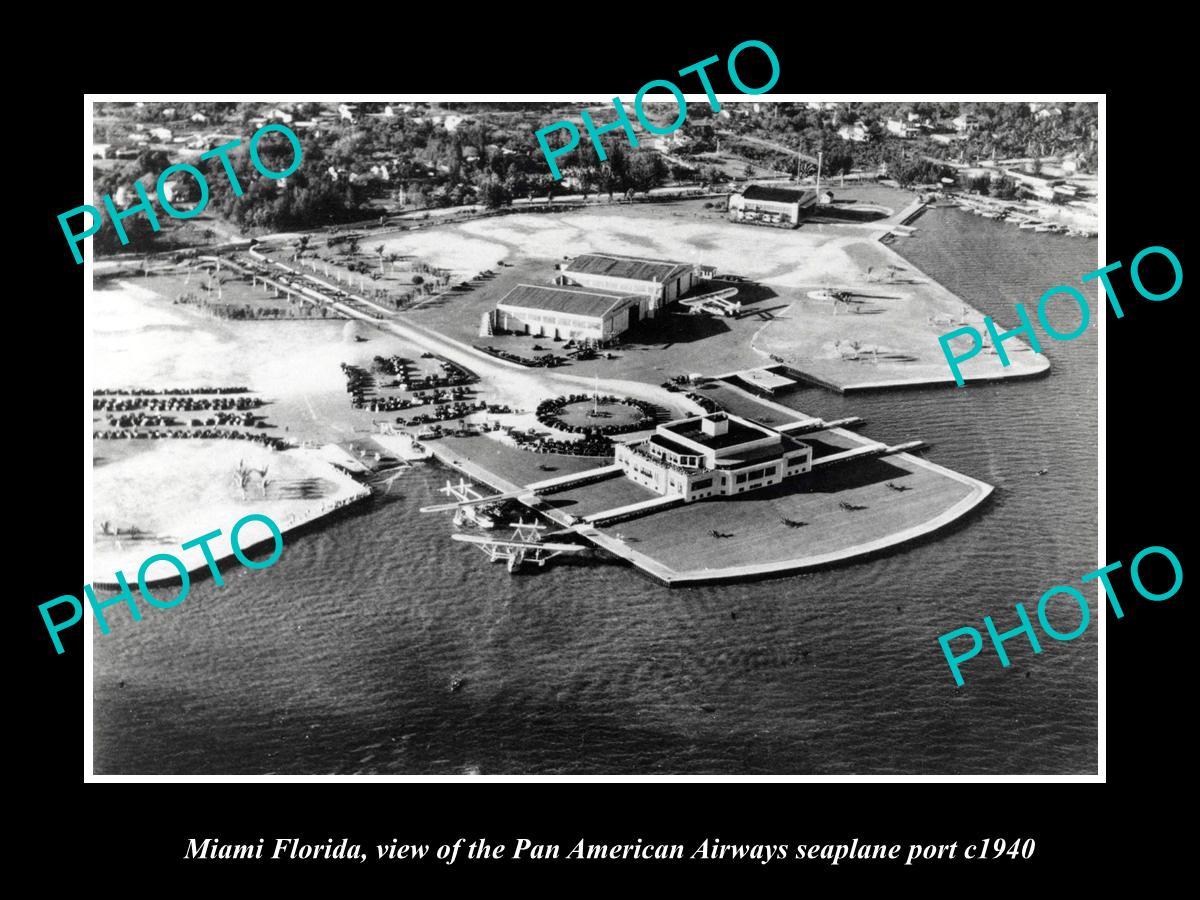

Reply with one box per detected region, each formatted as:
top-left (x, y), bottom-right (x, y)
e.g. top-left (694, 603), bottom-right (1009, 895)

top-left (375, 244), bottom-right (385, 274)
top-left (233, 460), bottom-right (254, 500)
top-left (387, 252), bottom-right (399, 273)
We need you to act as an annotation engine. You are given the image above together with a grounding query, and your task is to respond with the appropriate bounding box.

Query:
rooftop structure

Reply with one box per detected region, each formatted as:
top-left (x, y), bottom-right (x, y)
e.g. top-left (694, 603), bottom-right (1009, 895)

top-left (563, 253), bottom-right (697, 318)
top-left (728, 186), bottom-right (818, 229)
top-left (615, 412), bottom-right (812, 501)
top-left (493, 284), bottom-right (639, 343)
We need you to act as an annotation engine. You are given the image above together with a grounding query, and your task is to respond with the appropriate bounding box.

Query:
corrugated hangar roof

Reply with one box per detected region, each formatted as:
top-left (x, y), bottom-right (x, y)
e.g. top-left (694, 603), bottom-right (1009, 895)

top-left (497, 284), bottom-right (635, 319)
top-left (565, 253), bottom-right (692, 284)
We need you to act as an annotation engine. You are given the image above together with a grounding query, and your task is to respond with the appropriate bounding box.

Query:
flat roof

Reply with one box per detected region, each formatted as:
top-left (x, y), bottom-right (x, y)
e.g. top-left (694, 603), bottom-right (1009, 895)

top-left (662, 415), bottom-right (775, 450)
top-left (737, 368), bottom-right (797, 392)
top-left (648, 433), bottom-right (701, 457)
top-left (739, 185), bottom-right (818, 205)
top-left (565, 253), bottom-right (692, 285)
top-left (716, 434), bottom-right (809, 467)
top-left (497, 284), bottom-right (634, 320)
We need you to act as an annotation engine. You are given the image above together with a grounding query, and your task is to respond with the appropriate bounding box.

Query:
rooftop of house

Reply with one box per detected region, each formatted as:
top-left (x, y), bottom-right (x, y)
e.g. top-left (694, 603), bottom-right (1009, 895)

top-left (496, 284), bottom-right (635, 320)
top-left (739, 185), bottom-right (819, 205)
top-left (565, 253), bottom-right (692, 284)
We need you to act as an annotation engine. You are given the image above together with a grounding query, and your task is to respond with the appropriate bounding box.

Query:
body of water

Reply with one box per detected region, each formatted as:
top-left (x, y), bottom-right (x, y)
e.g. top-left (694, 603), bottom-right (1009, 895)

top-left (93, 208), bottom-right (1099, 774)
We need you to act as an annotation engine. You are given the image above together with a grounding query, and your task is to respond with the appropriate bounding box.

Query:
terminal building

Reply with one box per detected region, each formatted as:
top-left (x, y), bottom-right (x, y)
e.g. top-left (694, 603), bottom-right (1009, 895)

top-left (615, 412), bottom-right (813, 502)
top-left (562, 253), bottom-right (696, 319)
top-left (493, 283), bottom-right (639, 343)
top-left (728, 186), bottom-right (818, 229)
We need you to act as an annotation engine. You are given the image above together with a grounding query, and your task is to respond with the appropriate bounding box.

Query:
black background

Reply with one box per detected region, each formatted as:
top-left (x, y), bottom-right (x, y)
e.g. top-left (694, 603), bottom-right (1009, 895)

top-left (20, 20), bottom-right (1189, 885)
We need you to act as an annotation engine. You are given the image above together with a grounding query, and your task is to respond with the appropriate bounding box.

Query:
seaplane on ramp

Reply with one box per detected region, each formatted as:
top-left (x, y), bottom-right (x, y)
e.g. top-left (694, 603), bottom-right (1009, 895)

top-left (451, 518), bottom-right (584, 573)
top-left (419, 478), bottom-right (530, 529)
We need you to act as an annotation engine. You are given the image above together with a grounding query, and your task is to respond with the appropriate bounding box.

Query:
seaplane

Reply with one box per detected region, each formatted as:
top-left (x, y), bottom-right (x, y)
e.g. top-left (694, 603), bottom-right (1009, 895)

top-left (839, 500), bottom-right (869, 511)
top-left (419, 479), bottom-right (514, 528)
top-left (451, 518), bottom-right (584, 573)
top-left (781, 517), bottom-right (808, 528)
top-left (885, 481), bottom-right (911, 492)
top-left (680, 286), bottom-right (741, 317)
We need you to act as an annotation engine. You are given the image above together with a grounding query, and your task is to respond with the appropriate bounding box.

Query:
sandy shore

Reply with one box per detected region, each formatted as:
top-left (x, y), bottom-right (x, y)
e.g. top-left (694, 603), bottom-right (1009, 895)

top-left (93, 440), bottom-right (370, 585)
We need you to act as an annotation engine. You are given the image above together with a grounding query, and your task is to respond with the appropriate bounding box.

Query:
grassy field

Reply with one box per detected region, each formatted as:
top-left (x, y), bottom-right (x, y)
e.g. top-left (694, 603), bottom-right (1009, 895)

top-left (539, 473), bottom-right (659, 518)
top-left (608, 449), bottom-right (977, 573)
top-left (427, 433), bottom-right (610, 489)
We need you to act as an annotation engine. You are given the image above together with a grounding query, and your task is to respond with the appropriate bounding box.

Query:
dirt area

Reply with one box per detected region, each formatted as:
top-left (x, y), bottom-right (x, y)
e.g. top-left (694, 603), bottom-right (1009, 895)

top-left (93, 281), bottom-right (437, 446)
top-left (378, 190), bottom-right (1045, 390)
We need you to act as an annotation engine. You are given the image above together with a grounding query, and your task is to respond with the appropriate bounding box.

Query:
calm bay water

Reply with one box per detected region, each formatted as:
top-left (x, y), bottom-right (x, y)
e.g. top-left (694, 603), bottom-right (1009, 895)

top-left (93, 208), bottom-right (1099, 775)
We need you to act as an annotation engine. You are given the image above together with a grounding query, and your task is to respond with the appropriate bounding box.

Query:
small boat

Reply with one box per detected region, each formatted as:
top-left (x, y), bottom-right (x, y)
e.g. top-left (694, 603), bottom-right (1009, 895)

top-left (1034, 223), bottom-right (1056, 232)
top-left (1019, 221), bottom-right (1039, 230)
top-left (1036, 467), bottom-right (1049, 476)
top-left (450, 675), bottom-right (466, 692)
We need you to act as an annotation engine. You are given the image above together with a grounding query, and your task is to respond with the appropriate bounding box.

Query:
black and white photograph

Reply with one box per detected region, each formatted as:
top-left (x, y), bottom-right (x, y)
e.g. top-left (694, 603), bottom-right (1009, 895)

top-left (79, 94), bottom-right (1103, 777)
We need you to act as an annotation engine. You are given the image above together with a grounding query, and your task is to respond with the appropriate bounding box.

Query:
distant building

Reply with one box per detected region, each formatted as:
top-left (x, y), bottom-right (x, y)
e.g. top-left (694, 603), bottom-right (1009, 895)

top-left (615, 412), bottom-right (813, 502)
top-left (148, 127), bottom-right (172, 142)
top-left (727, 185), bottom-right (817, 229)
top-left (952, 113), bottom-right (977, 133)
top-left (562, 253), bottom-right (696, 318)
top-left (494, 284), bottom-right (641, 342)
top-left (190, 112), bottom-right (208, 124)
top-left (837, 123), bottom-right (870, 142)
top-left (887, 118), bottom-right (919, 138)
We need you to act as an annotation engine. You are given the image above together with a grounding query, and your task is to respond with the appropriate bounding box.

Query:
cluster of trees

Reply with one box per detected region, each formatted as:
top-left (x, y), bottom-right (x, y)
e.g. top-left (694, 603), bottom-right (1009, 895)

top-left (966, 175), bottom-right (1020, 200)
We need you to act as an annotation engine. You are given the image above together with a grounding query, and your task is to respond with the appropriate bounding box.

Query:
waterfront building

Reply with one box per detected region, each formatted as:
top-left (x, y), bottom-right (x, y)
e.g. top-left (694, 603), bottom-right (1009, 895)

top-left (562, 253), bottom-right (696, 319)
top-left (615, 412), bottom-right (812, 502)
top-left (494, 284), bottom-right (639, 342)
top-left (727, 185), bottom-right (818, 229)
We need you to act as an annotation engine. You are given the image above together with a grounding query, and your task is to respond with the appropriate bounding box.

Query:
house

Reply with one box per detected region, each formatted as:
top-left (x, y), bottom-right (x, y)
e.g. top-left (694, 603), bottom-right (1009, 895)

top-left (270, 108), bottom-right (294, 124)
top-left (727, 185), bottom-right (818, 229)
top-left (615, 412), bottom-right (813, 502)
top-left (837, 123), bottom-right (870, 143)
top-left (190, 112), bottom-right (208, 124)
top-left (493, 284), bottom-right (641, 342)
top-left (952, 113), bottom-right (978, 133)
top-left (148, 127), bottom-right (173, 142)
top-left (562, 253), bottom-right (696, 318)
top-left (338, 103), bottom-right (356, 122)
top-left (887, 119), bottom-right (919, 138)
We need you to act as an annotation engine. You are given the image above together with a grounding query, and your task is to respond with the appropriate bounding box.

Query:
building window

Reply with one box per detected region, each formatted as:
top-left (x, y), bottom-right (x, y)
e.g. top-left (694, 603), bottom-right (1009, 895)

top-left (763, 466), bottom-right (777, 477)
top-left (692, 478), bottom-right (713, 490)
top-left (736, 473), bottom-right (747, 484)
